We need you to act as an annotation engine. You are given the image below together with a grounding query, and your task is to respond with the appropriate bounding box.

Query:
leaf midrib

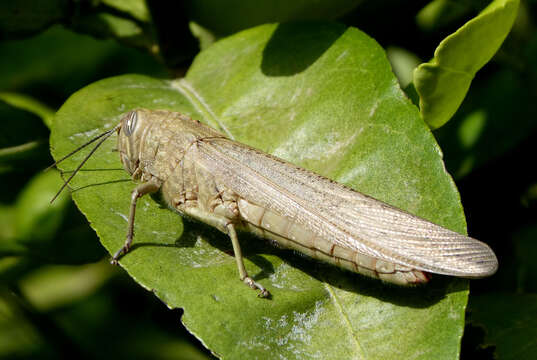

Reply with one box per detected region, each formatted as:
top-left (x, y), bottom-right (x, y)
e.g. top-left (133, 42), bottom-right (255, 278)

top-left (170, 78), bottom-right (235, 140)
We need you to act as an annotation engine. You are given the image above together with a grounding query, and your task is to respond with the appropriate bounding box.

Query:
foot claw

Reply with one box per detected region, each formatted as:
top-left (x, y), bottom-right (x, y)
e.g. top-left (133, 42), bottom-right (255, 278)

top-left (244, 277), bottom-right (270, 298)
top-left (111, 245), bottom-right (129, 265)
top-left (257, 289), bottom-right (270, 298)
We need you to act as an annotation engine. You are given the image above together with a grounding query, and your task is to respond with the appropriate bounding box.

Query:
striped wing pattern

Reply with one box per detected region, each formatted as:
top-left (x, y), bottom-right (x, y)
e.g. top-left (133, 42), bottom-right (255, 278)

top-left (195, 138), bottom-right (498, 277)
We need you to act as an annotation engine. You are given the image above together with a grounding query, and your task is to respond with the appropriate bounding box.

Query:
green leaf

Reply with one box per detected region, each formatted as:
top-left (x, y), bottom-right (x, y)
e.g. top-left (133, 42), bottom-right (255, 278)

top-left (0, 92), bottom-right (55, 128)
top-left (414, 0), bottom-right (519, 129)
top-left (101, 0), bottom-right (151, 22)
top-left (190, 22), bottom-right (217, 51)
top-left (521, 183), bottom-right (537, 209)
top-left (14, 169), bottom-right (70, 245)
top-left (8, 168), bottom-right (105, 264)
top-left (0, 293), bottom-right (46, 358)
top-left (386, 46), bottom-right (421, 88)
top-left (468, 294), bottom-right (537, 360)
top-left (0, 100), bottom-right (50, 174)
top-left (0, 206), bottom-right (20, 255)
top-left (18, 262), bottom-right (115, 311)
top-left (416, 0), bottom-right (474, 32)
top-left (70, 12), bottom-right (155, 52)
top-left (51, 23), bottom-right (470, 359)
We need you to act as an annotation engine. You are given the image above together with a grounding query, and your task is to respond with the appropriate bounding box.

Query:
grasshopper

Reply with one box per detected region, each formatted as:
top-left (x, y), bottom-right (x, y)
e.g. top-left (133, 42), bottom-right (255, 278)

top-left (51, 109), bottom-right (498, 297)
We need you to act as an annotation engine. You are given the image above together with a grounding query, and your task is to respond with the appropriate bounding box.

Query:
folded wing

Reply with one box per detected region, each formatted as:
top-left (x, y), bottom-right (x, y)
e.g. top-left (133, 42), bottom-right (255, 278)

top-left (195, 138), bottom-right (498, 278)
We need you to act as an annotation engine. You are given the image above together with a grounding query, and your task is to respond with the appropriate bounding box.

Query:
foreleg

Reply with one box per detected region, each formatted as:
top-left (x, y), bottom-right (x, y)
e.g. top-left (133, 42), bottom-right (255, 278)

top-left (111, 178), bottom-right (161, 264)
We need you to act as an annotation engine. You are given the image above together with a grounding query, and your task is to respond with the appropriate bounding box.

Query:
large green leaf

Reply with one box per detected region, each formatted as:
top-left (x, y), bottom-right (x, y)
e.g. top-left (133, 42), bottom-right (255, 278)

top-left (51, 23), bottom-right (471, 359)
top-left (416, 0), bottom-right (474, 32)
top-left (414, 0), bottom-right (519, 129)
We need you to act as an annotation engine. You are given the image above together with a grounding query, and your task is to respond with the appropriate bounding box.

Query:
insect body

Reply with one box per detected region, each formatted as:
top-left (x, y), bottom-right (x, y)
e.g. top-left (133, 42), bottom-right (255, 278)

top-left (54, 109), bottom-right (498, 297)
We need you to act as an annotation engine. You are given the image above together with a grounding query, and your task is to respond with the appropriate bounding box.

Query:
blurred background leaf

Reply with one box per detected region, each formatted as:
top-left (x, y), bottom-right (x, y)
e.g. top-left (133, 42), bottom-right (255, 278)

top-left (414, 0), bottom-right (519, 129)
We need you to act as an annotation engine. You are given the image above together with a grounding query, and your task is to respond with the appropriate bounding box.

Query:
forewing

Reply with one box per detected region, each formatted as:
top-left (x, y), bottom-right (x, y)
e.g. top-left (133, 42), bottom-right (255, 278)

top-left (195, 138), bottom-right (498, 277)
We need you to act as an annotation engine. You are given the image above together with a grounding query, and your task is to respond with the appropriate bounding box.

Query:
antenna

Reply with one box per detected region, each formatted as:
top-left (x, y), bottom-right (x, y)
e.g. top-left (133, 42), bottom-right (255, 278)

top-left (49, 125), bottom-right (120, 203)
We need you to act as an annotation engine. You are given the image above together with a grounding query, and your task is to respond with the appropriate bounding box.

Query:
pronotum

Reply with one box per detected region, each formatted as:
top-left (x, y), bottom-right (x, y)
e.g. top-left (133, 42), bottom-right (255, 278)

top-left (51, 109), bottom-right (498, 297)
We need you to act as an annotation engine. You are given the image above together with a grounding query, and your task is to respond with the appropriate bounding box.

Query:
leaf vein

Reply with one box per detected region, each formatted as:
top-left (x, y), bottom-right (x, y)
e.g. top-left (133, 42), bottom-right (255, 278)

top-left (324, 283), bottom-right (366, 359)
top-left (170, 79), bottom-right (235, 139)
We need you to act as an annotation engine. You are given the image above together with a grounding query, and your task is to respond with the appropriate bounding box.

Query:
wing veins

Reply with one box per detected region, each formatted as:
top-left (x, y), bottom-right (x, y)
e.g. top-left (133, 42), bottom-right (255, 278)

top-left (196, 138), bottom-right (497, 276)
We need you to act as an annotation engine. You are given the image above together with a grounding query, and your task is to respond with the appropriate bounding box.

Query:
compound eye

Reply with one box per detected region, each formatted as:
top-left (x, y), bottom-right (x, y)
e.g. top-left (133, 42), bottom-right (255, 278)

top-left (124, 111), bottom-right (138, 137)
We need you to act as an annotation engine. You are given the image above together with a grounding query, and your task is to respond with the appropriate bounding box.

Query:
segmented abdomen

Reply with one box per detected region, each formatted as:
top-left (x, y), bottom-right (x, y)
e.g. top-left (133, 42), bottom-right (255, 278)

top-left (236, 198), bottom-right (429, 285)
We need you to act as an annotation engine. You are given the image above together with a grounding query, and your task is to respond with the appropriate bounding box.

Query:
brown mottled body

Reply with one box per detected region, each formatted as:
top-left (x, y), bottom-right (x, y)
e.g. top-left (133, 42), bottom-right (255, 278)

top-left (108, 109), bottom-right (498, 296)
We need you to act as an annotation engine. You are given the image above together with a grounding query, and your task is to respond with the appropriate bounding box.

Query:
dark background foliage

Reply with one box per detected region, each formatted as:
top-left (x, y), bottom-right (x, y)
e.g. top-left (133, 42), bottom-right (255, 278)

top-left (0, 0), bottom-right (535, 359)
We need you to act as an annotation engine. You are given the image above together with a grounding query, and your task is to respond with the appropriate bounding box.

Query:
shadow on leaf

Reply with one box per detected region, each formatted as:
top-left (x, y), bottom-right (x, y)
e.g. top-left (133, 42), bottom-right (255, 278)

top-left (262, 22), bottom-right (346, 76)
